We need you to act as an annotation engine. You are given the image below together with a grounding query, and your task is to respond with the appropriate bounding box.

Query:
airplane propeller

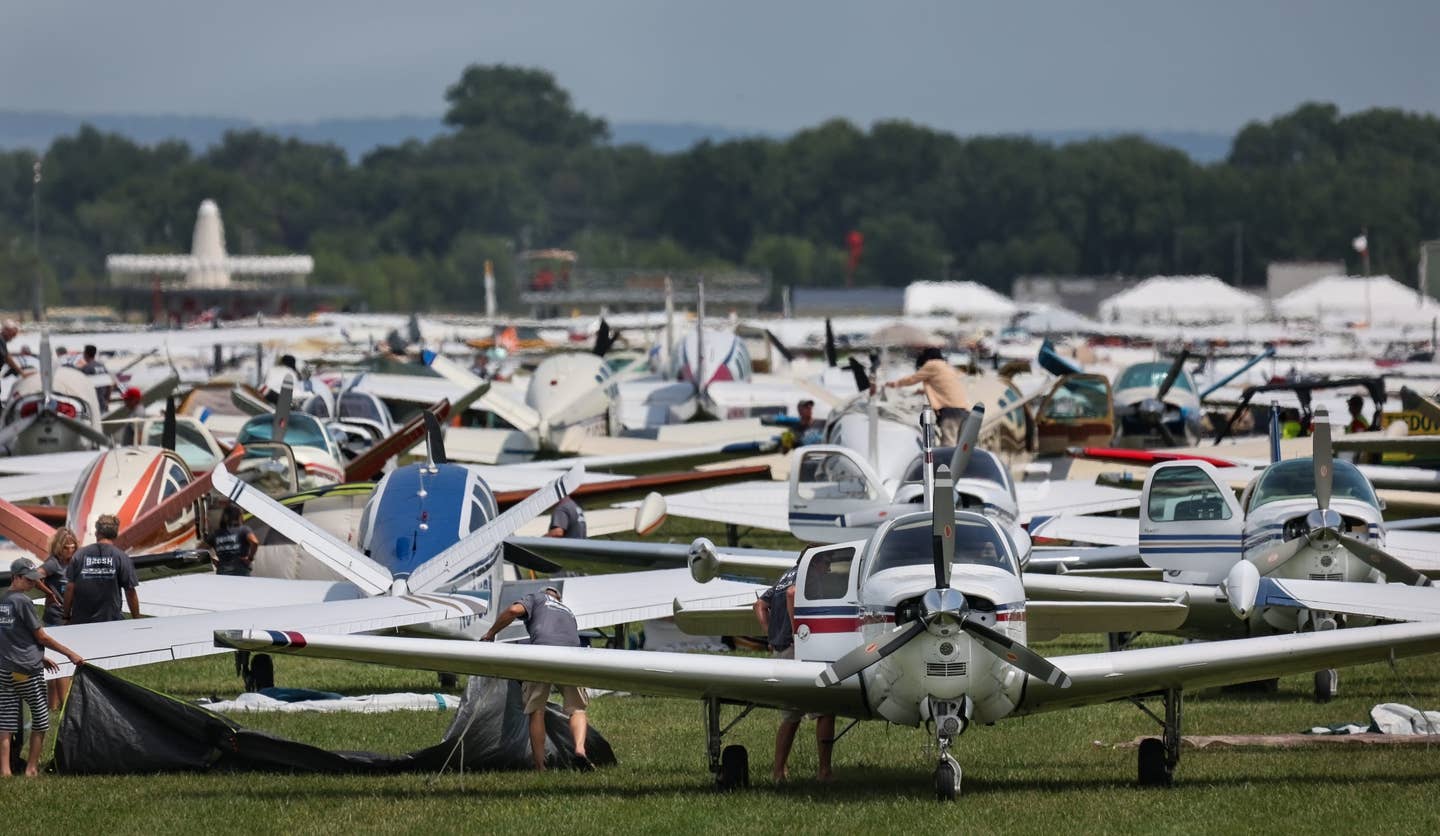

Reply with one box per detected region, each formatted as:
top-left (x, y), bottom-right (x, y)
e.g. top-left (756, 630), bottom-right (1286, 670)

top-left (591, 318), bottom-right (618, 357)
top-left (1244, 407), bottom-right (1432, 590)
top-left (161, 395), bottom-right (177, 452)
top-left (423, 410), bottom-right (447, 465)
top-left (272, 379), bottom-right (293, 445)
top-left (824, 318), bottom-right (838, 368)
top-left (1155, 349), bottom-right (1190, 402)
top-left (818, 464), bottom-right (1072, 689)
top-left (847, 357), bottom-right (870, 392)
top-left (947, 404), bottom-right (987, 479)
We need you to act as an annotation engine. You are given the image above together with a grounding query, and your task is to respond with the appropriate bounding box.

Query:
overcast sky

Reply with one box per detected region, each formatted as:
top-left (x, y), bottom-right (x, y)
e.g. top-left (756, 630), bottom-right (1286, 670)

top-left (6, 0), bottom-right (1438, 134)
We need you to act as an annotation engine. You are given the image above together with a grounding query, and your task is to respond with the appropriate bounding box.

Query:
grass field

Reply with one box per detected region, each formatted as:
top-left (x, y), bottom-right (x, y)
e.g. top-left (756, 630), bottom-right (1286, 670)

top-left (2, 632), bottom-right (1438, 836)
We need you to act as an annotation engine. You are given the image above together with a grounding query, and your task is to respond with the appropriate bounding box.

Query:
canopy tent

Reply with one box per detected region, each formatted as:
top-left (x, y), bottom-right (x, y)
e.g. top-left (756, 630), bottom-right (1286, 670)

top-left (903, 281), bottom-right (1017, 319)
top-left (1272, 275), bottom-right (1433, 324)
top-left (1011, 303), bottom-right (1107, 335)
top-left (1098, 276), bottom-right (1266, 324)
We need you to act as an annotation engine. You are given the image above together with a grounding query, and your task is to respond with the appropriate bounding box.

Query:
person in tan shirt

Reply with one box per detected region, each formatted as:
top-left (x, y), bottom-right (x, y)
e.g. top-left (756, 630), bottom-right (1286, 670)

top-left (885, 347), bottom-right (970, 445)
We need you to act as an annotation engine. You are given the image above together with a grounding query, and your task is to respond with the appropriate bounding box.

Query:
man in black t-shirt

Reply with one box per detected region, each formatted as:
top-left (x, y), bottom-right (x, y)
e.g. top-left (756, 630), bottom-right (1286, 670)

top-left (207, 505), bottom-right (259, 576)
top-left (63, 514), bottom-right (141, 624)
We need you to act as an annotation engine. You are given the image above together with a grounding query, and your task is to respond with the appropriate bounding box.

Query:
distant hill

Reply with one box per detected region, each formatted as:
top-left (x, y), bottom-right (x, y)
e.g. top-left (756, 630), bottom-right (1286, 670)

top-left (0, 110), bottom-right (1231, 162)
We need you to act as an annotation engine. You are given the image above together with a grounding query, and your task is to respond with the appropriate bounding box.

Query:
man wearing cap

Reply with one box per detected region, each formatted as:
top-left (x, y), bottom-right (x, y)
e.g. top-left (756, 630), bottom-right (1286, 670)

top-left (795, 399), bottom-right (823, 446)
top-left (1, 559), bottom-right (85, 776)
top-left (481, 585), bottom-right (591, 770)
top-left (63, 514), bottom-right (141, 625)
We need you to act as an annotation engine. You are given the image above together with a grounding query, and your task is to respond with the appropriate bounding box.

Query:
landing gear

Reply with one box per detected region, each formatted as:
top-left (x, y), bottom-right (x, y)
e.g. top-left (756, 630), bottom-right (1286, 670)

top-left (927, 696), bottom-right (972, 801)
top-left (1132, 687), bottom-right (1182, 787)
top-left (1107, 631), bottom-right (1139, 652)
top-left (1314, 669), bottom-right (1338, 703)
top-left (704, 696), bottom-right (754, 791)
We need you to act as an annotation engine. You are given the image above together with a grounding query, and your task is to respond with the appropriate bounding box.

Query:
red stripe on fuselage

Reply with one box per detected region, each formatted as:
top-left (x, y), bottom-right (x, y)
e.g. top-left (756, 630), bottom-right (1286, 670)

top-left (796, 617), bottom-right (862, 634)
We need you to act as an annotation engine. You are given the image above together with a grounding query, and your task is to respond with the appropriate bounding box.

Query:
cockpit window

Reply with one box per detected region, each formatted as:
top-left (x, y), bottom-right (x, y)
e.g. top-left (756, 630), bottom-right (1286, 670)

top-left (1248, 458), bottom-right (1378, 511)
top-left (903, 449), bottom-right (1006, 486)
top-left (238, 414), bottom-right (332, 453)
top-left (301, 395), bottom-right (332, 419)
top-left (804, 547), bottom-right (854, 599)
top-left (1117, 362), bottom-right (1192, 393)
top-left (339, 393), bottom-right (385, 424)
top-left (869, 515), bottom-right (1016, 576)
top-left (1147, 465), bottom-right (1232, 522)
top-left (796, 451), bottom-right (877, 501)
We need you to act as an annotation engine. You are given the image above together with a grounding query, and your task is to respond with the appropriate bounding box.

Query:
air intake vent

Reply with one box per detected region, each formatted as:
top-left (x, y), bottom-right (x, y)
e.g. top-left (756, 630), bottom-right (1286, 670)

top-left (926, 662), bottom-right (968, 677)
top-left (1308, 572), bottom-right (1343, 582)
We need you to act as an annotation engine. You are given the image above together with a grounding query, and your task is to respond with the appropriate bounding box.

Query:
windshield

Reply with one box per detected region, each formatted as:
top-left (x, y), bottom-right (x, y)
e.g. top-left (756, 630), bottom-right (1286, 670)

top-left (869, 515), bottom-right (1016, 576)
top-left (1116, 362), bottom-right (1192, 393)
top-left (143, 422), bottom-right (218, 470)
top-left (904, 449), bottom-right (1007, 486)
top-left (1042, 376), bottom-right (1111, 420)
top-left (237, 414), bottom-right (333, 453)
top-left (1249, 458), bottom-right (1379, 510)
top-left (339, 393), bottom-right (386, 424)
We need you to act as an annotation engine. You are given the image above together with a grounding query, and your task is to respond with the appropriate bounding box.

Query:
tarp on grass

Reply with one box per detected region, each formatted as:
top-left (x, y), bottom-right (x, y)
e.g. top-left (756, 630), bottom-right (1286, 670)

top-left (54, 665), bottom-right (615, 774)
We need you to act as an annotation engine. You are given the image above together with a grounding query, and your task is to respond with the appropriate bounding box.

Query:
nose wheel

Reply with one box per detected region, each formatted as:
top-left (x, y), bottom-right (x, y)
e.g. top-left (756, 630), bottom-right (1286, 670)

top-left (927, 696), bottom-right (972, 801)
top-left (934, 752), bottom-right (961, 801)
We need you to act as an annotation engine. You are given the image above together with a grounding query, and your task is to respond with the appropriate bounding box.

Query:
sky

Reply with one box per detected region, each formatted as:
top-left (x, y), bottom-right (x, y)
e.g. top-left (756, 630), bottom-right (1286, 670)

top-left (5, 0), bottom-right (1439, 135)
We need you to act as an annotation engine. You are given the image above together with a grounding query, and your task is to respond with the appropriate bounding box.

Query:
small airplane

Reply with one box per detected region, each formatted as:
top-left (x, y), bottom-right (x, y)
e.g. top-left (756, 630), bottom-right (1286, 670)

top-left (0, 333), bottom-right (111, 456)
top-left (217, 467), bottom-right (1440, 799)
top-left (1111, 351), bottom-right (1203, 448)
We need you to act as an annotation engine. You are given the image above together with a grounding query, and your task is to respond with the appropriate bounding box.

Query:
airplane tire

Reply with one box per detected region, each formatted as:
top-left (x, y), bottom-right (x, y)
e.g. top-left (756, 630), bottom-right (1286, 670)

top-left (1314, 669), bottom-right (1338, 703)
top-left (716, 745), bottom-right (749, 791)
top-left (934, 762), bottom-right (959, 801)
top-left (1137, 737), bottom-right (1173, 787)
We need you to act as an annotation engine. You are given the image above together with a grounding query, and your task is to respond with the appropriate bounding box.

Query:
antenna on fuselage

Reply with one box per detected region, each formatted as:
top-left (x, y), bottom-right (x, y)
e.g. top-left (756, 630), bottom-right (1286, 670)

top-left (1267, 401), bottom-right (1281, 464)
top-left (161, 396), bottom-right (177, 451)
top-left (423, 411), bottom-right (447, 467)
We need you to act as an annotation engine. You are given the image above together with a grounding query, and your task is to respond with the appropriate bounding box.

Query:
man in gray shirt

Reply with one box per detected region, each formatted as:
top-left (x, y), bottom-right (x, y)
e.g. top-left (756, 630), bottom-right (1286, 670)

top-left (545, 497), bottom-right (587, 539)
top-left (64, 514), bottom-right (141, 624)
top-left (481, 585), bottom-right (591, 770)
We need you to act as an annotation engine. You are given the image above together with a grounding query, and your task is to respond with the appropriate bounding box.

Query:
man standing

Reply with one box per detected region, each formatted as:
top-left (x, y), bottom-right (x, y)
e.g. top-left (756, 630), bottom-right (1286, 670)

top-left (63, 515), bottom-right (141, 625)
top-left (545, 496), bottom-right (587, 539)
top-left (885, 347), bottom-right (970, 445)
top-left (481, 585), bottom-right (591, 770)
top-left (0, 320), bottom-right (27, 378)
top-left (1, 559), bottom-right (85, 776)
top-left (794, 399), bottom-right (823, 447)
top-left (207, 505), bottom-right (259, 576)
top-left (754, 560), bottom-right (834, 783)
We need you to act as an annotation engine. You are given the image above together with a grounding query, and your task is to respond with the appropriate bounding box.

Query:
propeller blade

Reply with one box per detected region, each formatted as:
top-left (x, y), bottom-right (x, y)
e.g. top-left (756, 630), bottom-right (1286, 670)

top-left (273, 379), bottom-right (294, 444)
top-left (1155, 349), bottom-right (1189, 401)
top-left (423, 410), bottom-right (447, 465)
top-left (961, 615), bottom-right (1072, 688)
top-left (1336, 532), bottom-right (1433, 587)
top-left (816, 621), bottom-right (925, 687)
top-left (54, 413), bottom-right (115, 449)
top-left (0, 415), bottom-right (38, 451)
top-left (947, 404), bottom-right (986, 479)
top-left (1313, 406), bottom-right (1332, 510)
top-left (824, 319), bottom-right (837, 368)
top-left (1251, 536), bottom-right (1307, 574)
top-left (764, 329), bottom-right (794, 363)
top-left (1157, 420), bottom-right (1178, 448)
top-left (932, 464), bottom-right (955, 590)
top-left (847, 357), bottom-right (870, 392)
top-left (592, 318), bottom-right (617, 357)
top-left (161, 396), bottom-right (177, 452)
top-left (39, 331), bottom-right (53, 406)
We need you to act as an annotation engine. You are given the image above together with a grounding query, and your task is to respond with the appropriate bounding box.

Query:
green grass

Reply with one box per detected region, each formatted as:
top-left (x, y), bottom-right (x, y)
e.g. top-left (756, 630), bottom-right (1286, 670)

top-left (3, 635), bottom-right (1439, 835)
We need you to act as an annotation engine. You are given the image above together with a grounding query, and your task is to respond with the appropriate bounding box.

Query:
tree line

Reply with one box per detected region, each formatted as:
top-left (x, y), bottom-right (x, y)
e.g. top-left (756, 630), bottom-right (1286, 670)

top-left (1, 64), bottom-right (1437, 314)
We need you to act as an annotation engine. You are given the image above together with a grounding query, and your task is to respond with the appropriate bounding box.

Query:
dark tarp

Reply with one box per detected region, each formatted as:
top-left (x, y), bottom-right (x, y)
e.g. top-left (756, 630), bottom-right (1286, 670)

top-left (54, 665), bottom-right (615, 774)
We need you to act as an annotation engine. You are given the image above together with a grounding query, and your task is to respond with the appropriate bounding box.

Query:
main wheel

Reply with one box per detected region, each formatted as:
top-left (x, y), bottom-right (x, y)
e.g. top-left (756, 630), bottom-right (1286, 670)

top-left (716, 744), bottom-right (749, 791)
top-left (934, 761), bottom-right (959, 801)
top-left (1137, 737), bottom-right (1173, 787)
top-left (1314, 669), bottom-right (1338, 703)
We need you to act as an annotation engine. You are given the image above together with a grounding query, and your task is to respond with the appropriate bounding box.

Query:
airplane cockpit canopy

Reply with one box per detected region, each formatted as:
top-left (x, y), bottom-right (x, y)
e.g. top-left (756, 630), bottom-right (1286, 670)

top-left (1248, 458), bottom-right (1379, 511)
top-left (868, 513), bottom-right (1018, 577)
top-left (1117, 362), bottom-right (1193, 393)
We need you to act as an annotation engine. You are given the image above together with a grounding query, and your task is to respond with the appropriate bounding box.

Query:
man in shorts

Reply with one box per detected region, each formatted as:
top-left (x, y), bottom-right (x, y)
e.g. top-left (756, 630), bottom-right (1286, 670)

top-left (481, 585), bottom-right (591, 770)
top-left (754, 560), bottom-right (835, 782)
top-left (1, 559), bottom-right (85, 776)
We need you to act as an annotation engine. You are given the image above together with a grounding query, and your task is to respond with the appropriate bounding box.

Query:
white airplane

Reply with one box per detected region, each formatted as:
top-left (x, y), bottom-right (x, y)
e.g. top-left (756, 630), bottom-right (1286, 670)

top-left (217, 468), bottom-right (1440, 798)
top-left (0, 333), bottom-right (111, 455)
top-left (1111, 352), bottom-right (1204, 447)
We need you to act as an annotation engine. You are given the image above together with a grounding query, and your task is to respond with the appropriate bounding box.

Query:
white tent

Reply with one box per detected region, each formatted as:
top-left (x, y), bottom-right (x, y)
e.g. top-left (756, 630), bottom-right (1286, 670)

top-left (1272, 275), bottom-right (1432, 324)
top-left (903, 281), bottom-right (1017, 319)
top-left (1098, 275), bottom-right (1266, 324)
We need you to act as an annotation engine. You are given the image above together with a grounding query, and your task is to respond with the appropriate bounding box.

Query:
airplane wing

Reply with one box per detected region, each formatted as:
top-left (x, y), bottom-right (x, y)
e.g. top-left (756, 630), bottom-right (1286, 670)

top-left (0, 471), bottom-right (83, 502)
top-left (614, 480), bottom-right (789, 533)
top-left (211, 464), bottom-right (394, 595)
top-left (0, 450), bottom-right (101, 478)
top-left (1018, 620), bottom-right (1440, 714)
top-left (47, 591), bottom-right (487, 679)
top-left (423, 351), bottom-right (542, 433)
top-left (1028, 515), bottom-right (1139, 547)
top-left (215, 629), bottom-right (866, 717)
top-left (137, 575), bottom-right (368, 617)
top-left (1016, 480), bottom-right (1140, 524)
top-left (541, 569), bottom-right (763, 631)
top-left (1025, 600), bottom-right (1190, 641)
top-left (1256, 577), bottom-right (1440, 623)
top-left (1383, 530), bottom-right (1440, 580)
top-left (503, 536), bottom-right (798, 581)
